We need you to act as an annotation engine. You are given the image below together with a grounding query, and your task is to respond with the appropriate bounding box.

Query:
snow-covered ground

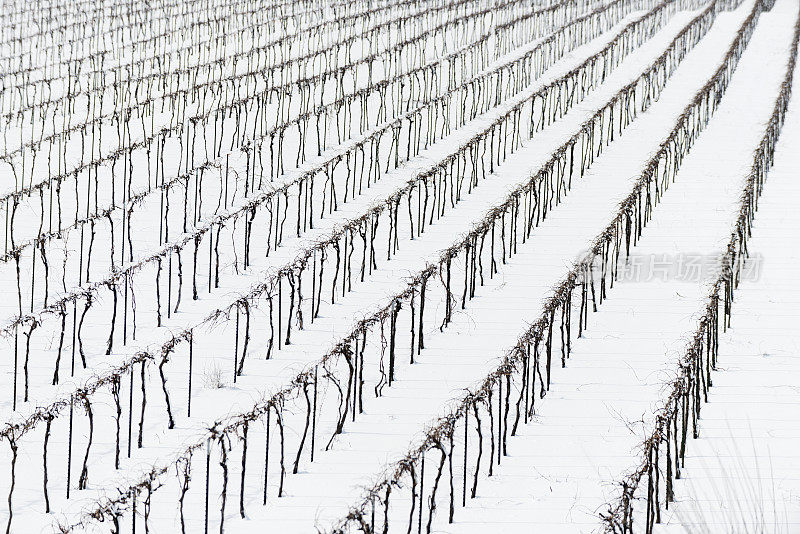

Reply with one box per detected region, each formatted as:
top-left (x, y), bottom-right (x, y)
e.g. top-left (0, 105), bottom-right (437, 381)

top-left (0, 0), bottom-right (798, 532)
top-left (654, 32), bottom-right (800, 532)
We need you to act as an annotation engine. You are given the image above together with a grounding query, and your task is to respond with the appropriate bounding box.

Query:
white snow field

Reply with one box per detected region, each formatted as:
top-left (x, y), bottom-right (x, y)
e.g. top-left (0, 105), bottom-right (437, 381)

top-left (0, 0), bottom-right (798, 532)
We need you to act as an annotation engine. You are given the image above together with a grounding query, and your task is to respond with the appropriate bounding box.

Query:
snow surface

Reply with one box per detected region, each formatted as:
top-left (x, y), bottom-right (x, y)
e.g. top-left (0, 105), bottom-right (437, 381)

top-left (1, 0), bottom-right (798, 532)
